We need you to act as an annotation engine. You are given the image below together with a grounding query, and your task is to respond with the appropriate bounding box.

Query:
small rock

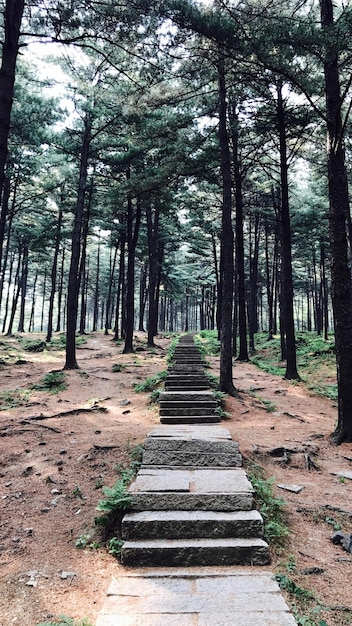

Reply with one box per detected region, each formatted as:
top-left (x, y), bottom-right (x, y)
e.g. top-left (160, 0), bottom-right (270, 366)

top-left (51, 488), bottom-right (61, 495)
top-left (122, 410), bottom-right (130, 415)
top-left (40, 507), bottom-right (51, 513)
top-left (120, 399), bottom-right (131, 406)
top-left (331, 531), bottom-right (345, 545)
top-left (341, 534), bottom-right (352, 553)
top-left (38, 441), bottom-right (46, 446)
top-left (95, 430), bottom-right (101, 434)
top-left (59, 449), bottom-right (67, 455)
top-left (60, 571), bottom-right (76, 580)
top-left (26, 579), bottom-right (37, 587)
top-left (45, 476), bottom-right (56, 484)
top-left (278, 483), bottom-right (304, 493)
top-left (300, 567), bottom-right (325, 575)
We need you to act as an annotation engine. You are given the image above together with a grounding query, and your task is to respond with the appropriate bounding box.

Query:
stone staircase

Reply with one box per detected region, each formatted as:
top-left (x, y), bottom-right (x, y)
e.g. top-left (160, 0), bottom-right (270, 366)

top-left (120, 334), bottom-right (270, 568)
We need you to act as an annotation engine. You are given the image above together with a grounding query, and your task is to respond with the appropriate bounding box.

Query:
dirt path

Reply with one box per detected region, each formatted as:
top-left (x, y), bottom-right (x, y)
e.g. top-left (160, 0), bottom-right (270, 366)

top-left (0, 333), bottom-right (352, 625)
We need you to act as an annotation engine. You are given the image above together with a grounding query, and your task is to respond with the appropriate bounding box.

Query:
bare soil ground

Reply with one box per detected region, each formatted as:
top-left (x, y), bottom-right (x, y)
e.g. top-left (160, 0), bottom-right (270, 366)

top-left (0, 332), bottom-right (352, 626)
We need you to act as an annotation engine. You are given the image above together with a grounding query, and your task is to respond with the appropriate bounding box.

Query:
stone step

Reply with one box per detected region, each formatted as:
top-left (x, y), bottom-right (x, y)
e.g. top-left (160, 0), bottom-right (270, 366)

top-left (96, 571), bottom-right (296, 626)
top-left (142, 450), bottom-right (242, 466)
top-left (128, 468), bottom-right (253, 511)
top-left (146, 424), bottom-right (233, 440)
top-left (143, 436), bottom-right (239, 453)
top-left (122, 510), bottom-right (263, 540)
top-left (160, 407), bottom-right (217, 417)
top-left (160, 415), bottom-right (220, 424)
top-left (164, 382), bottom-right (209, 391)
top-left (159, 391), bottom-right (215, 402)
top-left (121, 537), bottom-right (270, 567)
top-left (159, 401), bottom-right (217, 409)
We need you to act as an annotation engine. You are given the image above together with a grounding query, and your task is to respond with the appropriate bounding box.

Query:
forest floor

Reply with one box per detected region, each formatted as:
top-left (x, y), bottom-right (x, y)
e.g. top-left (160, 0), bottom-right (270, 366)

top-left (0, 332), bottom-right (352, 626)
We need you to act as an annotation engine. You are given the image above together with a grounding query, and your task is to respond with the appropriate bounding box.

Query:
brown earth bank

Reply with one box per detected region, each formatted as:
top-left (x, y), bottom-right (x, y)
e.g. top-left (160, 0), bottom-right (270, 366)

top-left (0, 332), bottom-right (351, 626)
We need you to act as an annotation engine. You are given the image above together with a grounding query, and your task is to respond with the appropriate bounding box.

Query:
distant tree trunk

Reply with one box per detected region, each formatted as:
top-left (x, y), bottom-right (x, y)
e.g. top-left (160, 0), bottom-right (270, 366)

top-left (320, 0), bottom-right (352, 443)
top-left (65, 113), bottom-right (92, 369)
top-left (28, 270), bottom-right (38, 332)
top-left (249, 213), bottom-right (260, 352)
top-left (113, 233), bottom-right (126, 341)
top-left (138, 261), bottom-right (147, 332)
top-left (230, 104), bottom-right (249, 362)
top-left (217, 55), bottom-right (237, 396)
top-left (6, 245), bottom-right (21, 335)
top-left (123, 193), bottom-right (141, 354)
top-left (92, 230), bottom-right (101, 332)
top-left (17, 239), bottom-right (28, 332)
top-left (1, 250), bottom-right (14, 332)
top-left (265, 219), bottom-right (275, 340)
top-left (55, 247), bottom-right (65, 332)
top-left (40, 268), bottom-right (47, 332)
top-left (46, 207), bottom-right (63, 342)
top-left (276, 82), bottom-right (299, 380)
top-left (0, 200), bottom-right (14, 311)
top-left (320, 243), bottom-right (329, 340)
top-left (0, 0), bottom-right (24, 204)
top-left (146, 203), bottom-right (164, 347)
top-left (105, 242), bottom-right (118, 335)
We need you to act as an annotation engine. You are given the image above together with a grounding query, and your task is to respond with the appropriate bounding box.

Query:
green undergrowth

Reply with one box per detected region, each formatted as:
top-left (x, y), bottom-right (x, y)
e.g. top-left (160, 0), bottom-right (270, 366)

top-left (0, 387), bottom-right (30, 410)
top-left (195, 330), bottom-right (220, 356)
top-left (36, 617), bottom-right (93, 626)
top-left (31, 371), bottom-right (67, 394)
top-left (93, 446), bottom-right (143, 558)
top-left (252, 332), bottom-right (337, 402)
top-left (133, 369), bottom-right (168, 393)
top-left (246, 462), bottom-right (289, 551)
top-left (275, 557), bottom-right (329, 626)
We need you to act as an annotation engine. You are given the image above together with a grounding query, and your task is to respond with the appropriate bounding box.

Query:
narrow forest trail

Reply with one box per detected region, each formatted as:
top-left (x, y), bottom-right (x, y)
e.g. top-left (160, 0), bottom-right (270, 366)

top-left (0, 333), bottom-right (351, 625)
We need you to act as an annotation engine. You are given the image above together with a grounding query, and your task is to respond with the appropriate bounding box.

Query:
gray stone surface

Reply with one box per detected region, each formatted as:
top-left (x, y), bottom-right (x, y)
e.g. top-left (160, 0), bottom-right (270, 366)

top-left (160, 415), bottom-right (220, 424)
top-left (146, 425), bottom-right (232, 440)
top-left (122, 509), bottom-right (263, 540)
top-left (141, 450), bottom-right (242, 466)
top-left (143, 438), bottom-right (239, 452)
top-left (121, 537), bottom-right (270, 567)
top-left (159, 391), bottom-right (216, 402)
top-left (160, 407), bottom-right (217, 416)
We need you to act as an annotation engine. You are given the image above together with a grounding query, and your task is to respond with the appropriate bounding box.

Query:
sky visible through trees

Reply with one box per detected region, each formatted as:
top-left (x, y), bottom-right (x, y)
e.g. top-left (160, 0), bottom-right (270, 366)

top-left (1, 0), bottom-right (352, 441)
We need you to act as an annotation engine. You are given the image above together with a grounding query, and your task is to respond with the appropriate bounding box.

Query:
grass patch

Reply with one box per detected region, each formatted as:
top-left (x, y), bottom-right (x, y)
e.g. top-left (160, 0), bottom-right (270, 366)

top-left (246, 462), bottom-right (289, 551)
top-left (112, 363), bottom-right (127, 373)
top-left (31, 371), bottom-right (67, 394)
top-left (36, 617), bottom-right (93, 626)
top-left (252, 333), bottom-right (337, 402)
top-left (0, 388), bottom-right (30, 410)
top-left (19, 338), bottom-right (46, 352)
top-left (133, 370), bottom-right (168, 393)
top-left (195, 329), bottom-right (220, 356)
top-left (94, 446), bottom-right (142, 558)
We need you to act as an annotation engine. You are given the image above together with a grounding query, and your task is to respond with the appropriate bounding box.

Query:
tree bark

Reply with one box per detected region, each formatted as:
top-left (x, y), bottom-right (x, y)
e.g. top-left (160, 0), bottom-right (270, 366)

top-left (0, 0), bottom-right (24, 204)
top-left (46, 207), bottom-right (63, 342)
top-left (217, 55), bottom-right (237, 396)
top-left (64, 113), bottom-right (92, 369)
top-left (123, 194), bottom-right (141, 353)
top-left (276, 82), bottom-right (299, 380)
top-left (320, 0), bottom-right (352, 443)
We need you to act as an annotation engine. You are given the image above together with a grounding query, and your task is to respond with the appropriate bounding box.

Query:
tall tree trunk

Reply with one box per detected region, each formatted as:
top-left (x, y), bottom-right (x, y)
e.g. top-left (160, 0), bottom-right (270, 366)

top-left (113, 233), bottom-right (126, 341)
top-left (55, 247), bottom-right (65, 332)
top-left (64, 113), bottom-right (92, 369)
top-left (249, 213), bottom-right (260, 352)
top-left (276, 82), bottom-right (299, 380)
top-left (0, 0), bottom-right (24, 204)
top-left (92, 230), bottom-right (101, 332)
top-left (105, 242), bottom-right (118, 335)
top-left (6, 244), bottom-right (21, 335)
top-left (320, 0), bottom-right (352, 443)
top-left (217, 55), bottom-right (237, 396)
top-left (146, 203), bottom-right (163, 347)
top-left (123, 194), bottom-right (141, 354)
top-left (138, 261), bottom-right (147, 332)
top-left (46, 207), bottom-right (63, 342)
top-left (230, 105), bottom-right (249, 361)
top-left (1, 250), bottom-right (14, 332)
top-left (28, 269), bottom-right (38, 332)
top-left (17, 239), bottom-right (28, 332)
